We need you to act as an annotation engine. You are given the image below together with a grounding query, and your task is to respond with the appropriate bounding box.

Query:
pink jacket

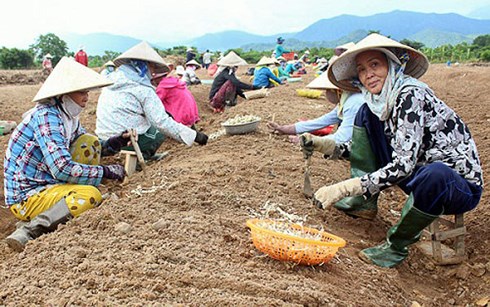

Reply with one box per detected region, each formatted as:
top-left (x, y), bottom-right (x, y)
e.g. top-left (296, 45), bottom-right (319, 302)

top-left (156, 76), bottom-right (200, 126)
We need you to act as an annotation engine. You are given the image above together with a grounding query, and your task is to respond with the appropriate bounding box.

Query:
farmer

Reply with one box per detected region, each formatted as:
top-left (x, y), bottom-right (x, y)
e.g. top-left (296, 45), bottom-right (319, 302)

top-left (274, 36), bottom-right (290, 59)
top-left (42, 53), bottom-right (53, 74)
top-left (151, 67), bottom-right (200, 128)
top-left (4, 57), bottom-right (128, 251)
top-left (276, 56), bottom-right (291, 80)
top-left (300, 34), bottom-right (483, 268)
top-left (100, 60), bottom-right (116, 77)
top-left (209, 51), bottom-right (256, 113)
top-left (96, 41), bottom-right (208, 161)
top-left (183, 59), bottom-right (202, 86)
top-left (267, 55), bottom-right (364, 144)
top-left (186, 47), bottom-right (196, 62)
top-left (253, 57), bottom-right (284, 88)
top-left (75, 46), bottom-right (88, 67)
top-left (202, 50), bottom-right (212, 69)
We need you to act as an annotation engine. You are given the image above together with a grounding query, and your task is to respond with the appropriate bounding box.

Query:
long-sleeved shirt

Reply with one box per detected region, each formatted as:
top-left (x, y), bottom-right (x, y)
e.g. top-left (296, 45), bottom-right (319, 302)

top-left (209, 67), bottom-right (254, 100)
top-left (253, 67), bottom-right (282, 88)
top-left (274, 45), bottom-right (289, 58)
top-left (96, 65), bottom-right (196, 145)
top-left (336, 86), bottom-right (483, 198)
top-left (4, 103), bottom-right (103, 206)
top-left (295, 93), bottom-right (364, 144)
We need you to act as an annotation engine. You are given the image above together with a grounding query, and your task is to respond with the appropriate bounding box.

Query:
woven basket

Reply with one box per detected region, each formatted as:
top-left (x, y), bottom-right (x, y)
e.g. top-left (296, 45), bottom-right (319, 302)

top-left (296, 89), bottom-right (323, 99)
top-left (244, 88), bottom-right (269, 100)
top-left (246, 219), bottom-right (346, 265)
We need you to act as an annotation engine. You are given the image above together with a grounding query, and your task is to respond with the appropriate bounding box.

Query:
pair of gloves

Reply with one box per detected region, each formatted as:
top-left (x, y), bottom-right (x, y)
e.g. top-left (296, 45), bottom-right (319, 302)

top-left (300, 133), bottom-right (364, 209)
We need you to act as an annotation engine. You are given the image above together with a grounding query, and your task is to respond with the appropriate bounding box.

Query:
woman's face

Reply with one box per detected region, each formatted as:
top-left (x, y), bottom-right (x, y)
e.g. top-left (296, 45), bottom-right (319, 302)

top-left (355, 50), bottom-right (389, 94)
top-left (67, 91), bottom-right (89, 108)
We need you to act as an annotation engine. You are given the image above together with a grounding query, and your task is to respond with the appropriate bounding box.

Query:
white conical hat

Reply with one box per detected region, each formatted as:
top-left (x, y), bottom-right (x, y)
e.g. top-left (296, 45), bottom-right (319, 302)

top-left (33, 57), bottom-right (113, 102)
top-left (103, 60), bottom-right (115, 67)
top-left (217, 51), bottom-right (248, 67)
top-left (307, 56), bottom-right (339, 90)
top-left (256, 56), bottom-right (277, 66)
top-left (185, 59), bottom-right (201, 69)
top-left (45, 53), bottom-right (53, 59)
top-left (328, 34), bottom-right (429, 92)
top-left (114, 41), bottom-right (169, 72)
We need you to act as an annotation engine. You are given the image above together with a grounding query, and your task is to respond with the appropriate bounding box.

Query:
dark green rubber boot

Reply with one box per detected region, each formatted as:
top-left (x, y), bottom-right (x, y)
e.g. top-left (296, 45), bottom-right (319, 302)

top-left (334, 126), bottom-right (379, 219)
top-left (358, 194), bottom-right (438, 268)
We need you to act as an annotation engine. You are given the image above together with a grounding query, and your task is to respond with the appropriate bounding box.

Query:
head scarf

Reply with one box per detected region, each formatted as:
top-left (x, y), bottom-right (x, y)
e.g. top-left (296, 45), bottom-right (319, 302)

top-left (355, 50), bottom-right (427, 121)
top-left (118, 60), bottom-right (152, 87)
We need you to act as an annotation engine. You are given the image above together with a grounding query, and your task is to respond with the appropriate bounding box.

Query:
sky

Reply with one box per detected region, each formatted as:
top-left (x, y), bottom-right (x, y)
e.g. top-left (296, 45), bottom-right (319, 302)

top-left (1, 0), bottom-right (489, 49)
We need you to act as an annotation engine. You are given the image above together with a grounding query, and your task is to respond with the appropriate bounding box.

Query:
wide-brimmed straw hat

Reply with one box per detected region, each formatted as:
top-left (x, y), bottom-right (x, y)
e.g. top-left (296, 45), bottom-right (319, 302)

top-left (33, 57), bottom-right (113, 102)
top-left (45, 53), bottom-right (53, 59)
top-left (175, 65), bottom-right (185, 76)
top-left (334, 42), bottom-right (356, 54)
top-left (307, 56), bottom-right (339, 90)
top-left (328, 34), bottom-right (429, 92)
top-left (256, 56), bottom-right (277, 66)
top-left (217, 51), bottom-right (248, 67)
top-left (185, 59), bottom-right (201, 69)
top-left (114, 41), bottom-right (170, 73)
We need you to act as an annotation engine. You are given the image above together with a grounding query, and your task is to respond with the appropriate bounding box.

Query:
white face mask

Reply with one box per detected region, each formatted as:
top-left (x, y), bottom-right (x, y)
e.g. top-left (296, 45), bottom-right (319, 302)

top-left (61, 95), bottom-right (84, 118)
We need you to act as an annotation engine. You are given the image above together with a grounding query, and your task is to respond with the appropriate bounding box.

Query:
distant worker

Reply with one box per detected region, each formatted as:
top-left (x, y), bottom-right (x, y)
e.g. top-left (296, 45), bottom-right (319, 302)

top-left (202, 50), bottom-right (212, 69)
top-left (99, 61), bottom-right (116, 77)
top-left (253, 57), bottom-right (284, 88)
top-left (186, 47), bottom-right (196, 62)
top-left (209, 51), bottom-right (256, 113)
top-left (75, 46), bottom-right (88, 66)
top-left (42, 53), bottom-right (53, 75)
top-left (274, 37), bottom-right (290, 59)
top-left (183, 60), bottom-right (202, 86)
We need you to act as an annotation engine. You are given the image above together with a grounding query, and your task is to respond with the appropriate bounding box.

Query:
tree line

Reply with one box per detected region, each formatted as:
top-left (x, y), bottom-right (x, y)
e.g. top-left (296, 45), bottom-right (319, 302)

top-left (1, 33), bottom-right (489, 70)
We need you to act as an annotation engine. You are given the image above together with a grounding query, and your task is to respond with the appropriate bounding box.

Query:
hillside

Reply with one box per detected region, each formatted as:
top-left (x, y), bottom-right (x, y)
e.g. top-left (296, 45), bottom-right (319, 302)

top-left (61, 10), bottom-right (490, 54)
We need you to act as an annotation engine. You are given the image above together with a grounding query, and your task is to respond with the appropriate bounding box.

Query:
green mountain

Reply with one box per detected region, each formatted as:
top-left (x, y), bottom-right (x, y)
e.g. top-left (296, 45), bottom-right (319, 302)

top-left (408, 29), bottom-right (474, 48)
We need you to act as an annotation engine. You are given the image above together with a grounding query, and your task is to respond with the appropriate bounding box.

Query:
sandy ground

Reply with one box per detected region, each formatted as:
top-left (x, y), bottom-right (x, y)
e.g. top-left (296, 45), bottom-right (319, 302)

top-left (0, 64), bottom-right (489, 306)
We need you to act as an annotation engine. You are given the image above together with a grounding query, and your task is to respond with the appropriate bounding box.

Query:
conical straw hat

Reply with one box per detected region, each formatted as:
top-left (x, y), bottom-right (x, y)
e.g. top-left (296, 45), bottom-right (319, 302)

top-left (307, 56), bottom-right (339, 90)
top-left (33, 57), bottom-right (113, 102)
top-left (185, 59), bottom-right (201, 69)
top-left (328, 33), bottom-right (429, 92)
top-left (256, 56), bottom-right (276, 66)
top-left (103, 60), bottom-right (115, 67)
top-left (114, 41), bottom-right (169, 72)
top-left (217, 51), bottom-right (248, 67)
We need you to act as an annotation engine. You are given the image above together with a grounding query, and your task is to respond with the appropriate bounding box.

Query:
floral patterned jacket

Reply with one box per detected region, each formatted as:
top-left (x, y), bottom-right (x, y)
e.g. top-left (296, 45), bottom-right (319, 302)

top-left (336, 86), bottom-right (483, 198)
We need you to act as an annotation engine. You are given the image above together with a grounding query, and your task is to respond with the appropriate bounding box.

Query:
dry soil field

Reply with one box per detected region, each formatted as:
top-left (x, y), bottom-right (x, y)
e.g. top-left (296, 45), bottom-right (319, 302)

top-left (0, 63), bottom-right (489, 306)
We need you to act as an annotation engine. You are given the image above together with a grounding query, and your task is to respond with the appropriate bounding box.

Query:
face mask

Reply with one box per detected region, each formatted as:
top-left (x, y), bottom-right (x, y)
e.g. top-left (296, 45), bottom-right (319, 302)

top-left (61, 95), bottom-right (84, 118)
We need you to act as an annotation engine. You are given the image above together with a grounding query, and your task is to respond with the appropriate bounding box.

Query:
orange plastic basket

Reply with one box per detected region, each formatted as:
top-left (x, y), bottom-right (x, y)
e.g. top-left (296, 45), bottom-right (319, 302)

top-left (246, 219), bottom-right (346, 265)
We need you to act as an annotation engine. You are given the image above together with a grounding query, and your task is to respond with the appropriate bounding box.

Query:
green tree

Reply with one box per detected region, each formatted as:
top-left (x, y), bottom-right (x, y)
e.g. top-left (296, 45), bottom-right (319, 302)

top-left (473, 34), bottom-right (490, 48)
top-left (481, 50), bottom-right (490, 62)
top-left (29, 33), bottom-right (68, 67)
top-left (0, 47), bottom-right (34, 69)
top-left (399, 39), bottom-right (425, 50)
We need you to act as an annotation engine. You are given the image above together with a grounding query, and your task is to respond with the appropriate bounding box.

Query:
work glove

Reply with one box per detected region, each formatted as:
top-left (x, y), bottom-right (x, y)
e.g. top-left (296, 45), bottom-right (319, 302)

top-left (313, 178), bottom-right (363, 209)
top-left (299, 133), bottom-right (336, 159)
top-left (106, 133), bottom-right (128, 152)
top-left (194, 131), bottom-right (209, 145)
top-left (102, 165), bottom-right (126, 181)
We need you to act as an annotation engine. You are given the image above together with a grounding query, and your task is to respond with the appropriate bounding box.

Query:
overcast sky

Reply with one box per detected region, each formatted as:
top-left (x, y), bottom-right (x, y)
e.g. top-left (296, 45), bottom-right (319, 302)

top-left (2, 0), bottom-right (489, 48)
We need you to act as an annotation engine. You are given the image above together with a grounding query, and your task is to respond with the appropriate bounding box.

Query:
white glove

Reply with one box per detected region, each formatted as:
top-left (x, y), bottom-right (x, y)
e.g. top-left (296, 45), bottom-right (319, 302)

top-left (314, 178), bottom-right (363, 209)
top-left (300, 133), bottom-right (336, 159)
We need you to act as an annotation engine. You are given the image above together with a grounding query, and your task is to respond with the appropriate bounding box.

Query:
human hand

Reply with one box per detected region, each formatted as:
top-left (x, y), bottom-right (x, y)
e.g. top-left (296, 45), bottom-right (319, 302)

top-left (313, 178), bottom-right (363, 209)
top-left (106, 130), bottom-right (135, 152)
top-left (102, 165), bottom-right (126, 181)
top-left (299, 133), bottom-right (336, 159)
top-left (194, 131), bottom-right (208, 145)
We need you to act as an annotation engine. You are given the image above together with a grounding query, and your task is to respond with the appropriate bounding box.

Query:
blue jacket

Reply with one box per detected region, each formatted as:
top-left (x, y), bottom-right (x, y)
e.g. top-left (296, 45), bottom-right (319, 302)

top-left (253, 67), bottom-right (282, 88)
